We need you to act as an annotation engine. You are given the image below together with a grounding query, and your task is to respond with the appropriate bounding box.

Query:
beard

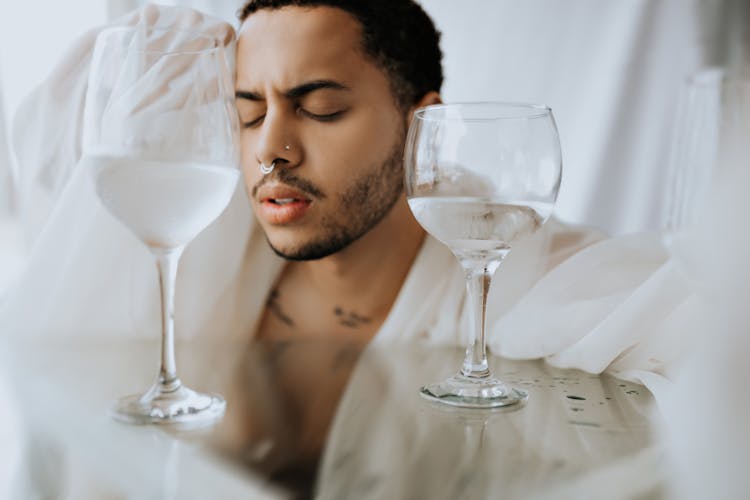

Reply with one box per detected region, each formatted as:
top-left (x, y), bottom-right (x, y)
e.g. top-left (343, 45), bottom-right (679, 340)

top-left (268, 136), bottom-right (405, 261)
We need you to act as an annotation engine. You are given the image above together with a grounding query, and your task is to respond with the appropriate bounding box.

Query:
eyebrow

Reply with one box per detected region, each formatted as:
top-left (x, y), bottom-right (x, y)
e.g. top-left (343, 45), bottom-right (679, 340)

top-left (235, 79), bottom-right (350, 101)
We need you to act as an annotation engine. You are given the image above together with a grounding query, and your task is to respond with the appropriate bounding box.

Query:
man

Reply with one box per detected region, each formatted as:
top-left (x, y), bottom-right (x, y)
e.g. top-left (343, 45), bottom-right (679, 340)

top-left (235, 0), bottom-right (445, 342)
top-left (230, 0), bottom-right (609, 348)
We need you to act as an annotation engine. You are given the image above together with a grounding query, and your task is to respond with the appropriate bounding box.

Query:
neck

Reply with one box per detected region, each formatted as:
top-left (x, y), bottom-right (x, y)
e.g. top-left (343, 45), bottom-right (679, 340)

top-left (291, 194), bottom-right (425, 319)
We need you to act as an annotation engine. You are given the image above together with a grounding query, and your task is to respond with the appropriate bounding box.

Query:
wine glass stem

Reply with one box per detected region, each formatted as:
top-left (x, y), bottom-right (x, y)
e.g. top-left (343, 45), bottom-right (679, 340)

top-left (154, 247), bottom-right (185, 391)
top-left (461, 265), bottom-right (494, 378)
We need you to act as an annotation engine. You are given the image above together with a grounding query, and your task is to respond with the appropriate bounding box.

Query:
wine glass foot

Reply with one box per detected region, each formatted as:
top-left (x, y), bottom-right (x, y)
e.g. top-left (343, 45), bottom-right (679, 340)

top-left (420, 373), bottom-right (528, 409)
top-left (111, 380), bottom-right (226, 428)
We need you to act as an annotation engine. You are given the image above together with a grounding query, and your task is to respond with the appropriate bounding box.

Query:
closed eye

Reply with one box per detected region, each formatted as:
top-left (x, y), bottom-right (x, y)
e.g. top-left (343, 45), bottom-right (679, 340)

top-left (242, 108), bottom-right (348, 128)
top-left (299, 108), bottom-right (348, 122)
top-left (242, 115), bottom-right (265, 128)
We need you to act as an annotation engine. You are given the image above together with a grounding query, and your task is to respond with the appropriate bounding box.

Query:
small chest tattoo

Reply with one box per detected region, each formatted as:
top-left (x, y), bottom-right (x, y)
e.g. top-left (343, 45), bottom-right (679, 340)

top-left (267, 289), bottom-right (295, 327)
top-left (334, 306), bottom-right (372, 329)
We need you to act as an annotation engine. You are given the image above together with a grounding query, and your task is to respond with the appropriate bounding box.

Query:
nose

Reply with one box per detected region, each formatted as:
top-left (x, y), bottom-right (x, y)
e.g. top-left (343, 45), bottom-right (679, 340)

top-left (255, 108), bottom-right (301, 170)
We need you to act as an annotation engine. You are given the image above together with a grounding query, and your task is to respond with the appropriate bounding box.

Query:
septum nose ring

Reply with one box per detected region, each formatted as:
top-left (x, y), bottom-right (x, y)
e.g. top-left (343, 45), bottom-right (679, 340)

top-left (259, 161), bottom-right (275, 174)
top-left (259, 146), bottom-right (289, 174)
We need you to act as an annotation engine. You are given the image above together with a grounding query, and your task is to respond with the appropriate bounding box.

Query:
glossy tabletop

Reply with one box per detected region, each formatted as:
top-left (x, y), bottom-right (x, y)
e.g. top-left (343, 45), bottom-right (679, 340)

top-left (1, 336), bottom-right (661, 499)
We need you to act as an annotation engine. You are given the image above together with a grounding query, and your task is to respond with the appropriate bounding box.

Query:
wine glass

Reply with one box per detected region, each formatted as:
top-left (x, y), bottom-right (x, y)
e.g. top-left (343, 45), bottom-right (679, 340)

top-left (82, 25), bottom-right (240, 426)
top-left (404, 102), bottom-right (561, 408)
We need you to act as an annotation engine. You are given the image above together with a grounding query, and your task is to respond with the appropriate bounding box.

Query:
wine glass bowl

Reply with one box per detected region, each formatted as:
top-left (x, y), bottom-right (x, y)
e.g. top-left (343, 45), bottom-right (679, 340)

top-left (83, 25), bottom-right (240, 426)
top-left (404, 102), bottom-right (561, 408)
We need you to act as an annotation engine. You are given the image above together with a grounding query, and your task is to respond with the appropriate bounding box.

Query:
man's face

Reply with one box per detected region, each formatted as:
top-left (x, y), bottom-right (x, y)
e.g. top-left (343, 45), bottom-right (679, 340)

top-left (236, 6), bottom-right (407, 260)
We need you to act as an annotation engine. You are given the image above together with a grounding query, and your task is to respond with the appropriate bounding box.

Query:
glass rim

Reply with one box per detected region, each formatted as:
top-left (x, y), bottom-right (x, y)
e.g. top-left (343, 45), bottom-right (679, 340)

top-left (413, 101), bottom-right (553, 121)
top-left (96, 25), bottom-right (224, 55)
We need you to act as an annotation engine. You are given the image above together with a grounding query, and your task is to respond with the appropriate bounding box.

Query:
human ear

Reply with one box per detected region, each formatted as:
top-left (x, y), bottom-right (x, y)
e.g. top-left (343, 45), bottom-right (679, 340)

top-left (407, 91), bottom-right (442, 124)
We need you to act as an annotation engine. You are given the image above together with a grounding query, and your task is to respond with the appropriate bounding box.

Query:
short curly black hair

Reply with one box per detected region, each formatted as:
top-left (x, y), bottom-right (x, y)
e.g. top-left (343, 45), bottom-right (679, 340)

top-left (238, 0), bottom-right (443, 110)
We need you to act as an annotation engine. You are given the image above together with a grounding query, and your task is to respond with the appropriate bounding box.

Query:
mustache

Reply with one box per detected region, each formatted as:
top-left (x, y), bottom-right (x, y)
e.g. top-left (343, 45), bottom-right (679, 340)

top-left (251, 167), bottom-right (326, 200)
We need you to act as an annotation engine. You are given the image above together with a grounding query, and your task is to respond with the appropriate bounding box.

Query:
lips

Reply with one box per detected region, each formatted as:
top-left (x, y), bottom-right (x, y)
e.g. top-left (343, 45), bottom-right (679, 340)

top-left (257, 184), bottom-right (313, 224)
